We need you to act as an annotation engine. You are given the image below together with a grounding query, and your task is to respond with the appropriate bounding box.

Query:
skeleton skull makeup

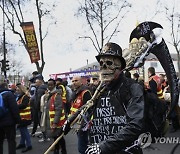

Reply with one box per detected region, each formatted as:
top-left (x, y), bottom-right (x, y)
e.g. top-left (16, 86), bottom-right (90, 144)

top-left (99, 57), bottom-right (121, 70)
top-left (100, 56), bottom-right (122, 82)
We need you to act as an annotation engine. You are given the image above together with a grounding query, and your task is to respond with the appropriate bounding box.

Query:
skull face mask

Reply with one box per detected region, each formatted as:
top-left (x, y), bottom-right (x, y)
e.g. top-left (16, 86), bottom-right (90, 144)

top-left (99, 56), bottom-right (122, 82)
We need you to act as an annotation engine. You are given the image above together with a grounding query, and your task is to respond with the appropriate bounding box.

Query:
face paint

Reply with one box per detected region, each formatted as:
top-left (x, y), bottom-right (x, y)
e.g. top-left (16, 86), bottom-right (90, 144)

top-left (99, 56), bottom-right (121, 82)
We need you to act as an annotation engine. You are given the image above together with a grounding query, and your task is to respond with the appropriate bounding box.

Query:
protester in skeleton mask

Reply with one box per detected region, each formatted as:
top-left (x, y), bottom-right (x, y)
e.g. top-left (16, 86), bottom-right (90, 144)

top-left (85, 42), bottom-right (145, 154)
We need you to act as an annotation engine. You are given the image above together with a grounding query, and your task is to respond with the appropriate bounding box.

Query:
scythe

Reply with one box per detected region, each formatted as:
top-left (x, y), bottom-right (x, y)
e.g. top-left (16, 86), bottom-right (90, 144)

top-left (129, 21), bottom-right (179, 116)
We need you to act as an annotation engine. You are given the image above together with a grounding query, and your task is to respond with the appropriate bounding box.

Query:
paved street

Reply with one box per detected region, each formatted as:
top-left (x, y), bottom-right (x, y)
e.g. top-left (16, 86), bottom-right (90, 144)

top-left (3, 124), bottom-right (180, 154)
top-left (3, 125), bottom-right (78, 154)
top-left (142, 128), bottom-right (180, 154)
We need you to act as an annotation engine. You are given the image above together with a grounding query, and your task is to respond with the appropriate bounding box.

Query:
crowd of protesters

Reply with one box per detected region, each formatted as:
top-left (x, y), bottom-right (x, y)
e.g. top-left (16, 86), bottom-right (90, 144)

top-left (0, 66), bottom-right (179, 154)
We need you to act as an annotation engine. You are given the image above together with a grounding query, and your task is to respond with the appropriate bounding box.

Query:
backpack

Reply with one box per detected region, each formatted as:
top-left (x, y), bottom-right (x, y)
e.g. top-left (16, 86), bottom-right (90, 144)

top-left (0, 91), bottom-right (9, 118)
top-left (116, 78), bottom-right (168, 138)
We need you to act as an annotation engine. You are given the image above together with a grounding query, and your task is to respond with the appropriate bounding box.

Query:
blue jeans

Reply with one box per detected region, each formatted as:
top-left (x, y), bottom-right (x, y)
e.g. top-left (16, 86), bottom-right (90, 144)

top-left (19, 126), bottom-right (32, 147)
top-left (77, 131), bottom-right (88, 154)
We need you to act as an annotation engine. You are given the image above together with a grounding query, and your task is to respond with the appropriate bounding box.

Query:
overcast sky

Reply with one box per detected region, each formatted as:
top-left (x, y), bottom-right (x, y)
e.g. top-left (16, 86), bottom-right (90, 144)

top-left (1, 0), bottom-right (179, 81)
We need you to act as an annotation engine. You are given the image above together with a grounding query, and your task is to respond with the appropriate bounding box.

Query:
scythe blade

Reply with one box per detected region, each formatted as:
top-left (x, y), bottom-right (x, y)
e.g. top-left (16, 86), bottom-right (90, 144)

top-left (151, 39), bottom-right (179, 115)
top-left (129, 21), bottom-right (179, 116)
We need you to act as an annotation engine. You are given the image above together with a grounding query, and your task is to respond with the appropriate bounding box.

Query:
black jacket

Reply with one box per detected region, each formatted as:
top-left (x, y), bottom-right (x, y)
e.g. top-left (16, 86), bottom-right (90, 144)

top-left (89, 73), bottom-right (145, 153)
top-left (0, 88), bottom-right (21, 127)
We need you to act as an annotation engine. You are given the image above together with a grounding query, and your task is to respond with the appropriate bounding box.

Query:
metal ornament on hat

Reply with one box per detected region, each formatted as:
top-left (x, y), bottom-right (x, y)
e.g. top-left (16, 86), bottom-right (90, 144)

top-left (101, 43), bottom-right (122, 56)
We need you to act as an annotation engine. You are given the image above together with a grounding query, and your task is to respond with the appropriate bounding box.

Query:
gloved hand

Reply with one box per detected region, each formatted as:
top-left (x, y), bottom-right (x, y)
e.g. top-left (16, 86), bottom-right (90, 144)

top-left (62, 120), bottom-right (71, 135)
top-left (85, 143), bottom-right (101, 154)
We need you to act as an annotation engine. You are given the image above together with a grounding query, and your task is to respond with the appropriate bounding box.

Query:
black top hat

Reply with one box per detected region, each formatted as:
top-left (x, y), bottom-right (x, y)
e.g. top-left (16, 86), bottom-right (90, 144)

top-left (96, 42), bottom-right (126, 70)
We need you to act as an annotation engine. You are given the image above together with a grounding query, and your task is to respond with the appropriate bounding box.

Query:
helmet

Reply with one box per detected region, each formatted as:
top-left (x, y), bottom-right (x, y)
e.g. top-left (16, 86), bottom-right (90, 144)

top-left (96, 42), bottom-right (126, 69)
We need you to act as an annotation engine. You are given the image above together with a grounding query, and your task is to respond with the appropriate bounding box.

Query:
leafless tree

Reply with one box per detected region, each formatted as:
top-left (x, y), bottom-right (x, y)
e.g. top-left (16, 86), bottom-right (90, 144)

top-left (76, 0), bottom-right (131, 53)
top-left (0, 0), bottom-right (57, 74)
top-left (158, 0), bottom-right (180, 77)
top-left (165, 8), bottom-right (180, 77)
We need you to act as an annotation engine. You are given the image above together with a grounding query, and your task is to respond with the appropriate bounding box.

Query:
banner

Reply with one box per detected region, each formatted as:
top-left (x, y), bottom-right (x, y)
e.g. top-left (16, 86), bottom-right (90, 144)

top-left (49, 69), bottom-right (100, 80)
top-left (21, 22), bottom-right (40, 63)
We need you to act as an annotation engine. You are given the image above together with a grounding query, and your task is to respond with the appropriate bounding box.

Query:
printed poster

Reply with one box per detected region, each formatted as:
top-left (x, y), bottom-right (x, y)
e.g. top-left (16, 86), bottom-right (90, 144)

top-left (21, 22), bottom-right (40, 63)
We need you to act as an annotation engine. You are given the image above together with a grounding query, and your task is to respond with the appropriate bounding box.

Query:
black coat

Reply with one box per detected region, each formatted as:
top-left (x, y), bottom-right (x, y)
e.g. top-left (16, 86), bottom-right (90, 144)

top-left (90, 73), bottom-right (145, 154)
top-left (0, 88), bottom-right (21, 128)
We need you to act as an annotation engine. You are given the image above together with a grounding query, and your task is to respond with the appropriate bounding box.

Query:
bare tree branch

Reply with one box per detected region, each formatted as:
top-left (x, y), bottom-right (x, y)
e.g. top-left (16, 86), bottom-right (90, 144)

top-left (77, 0), bottom-right (131, 53)
top-left (163, 0), bottom-right (180, 76)
top-left (79, 36), bottom-right (100, 53)
top-left (0, 5), bottom-right (27, 49)
top-left (36, 0), bottom-right (45, 72)
top-left (0, 0), bottom-right (57, 74)
top-left (84, 0), bottom-right (101, 51)
top-left (107, 13), bottom-right (126, 42)
top-left (7, 0), bottom-right (22, 24)
top-left (17, 0), bottom-right (24, 22)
